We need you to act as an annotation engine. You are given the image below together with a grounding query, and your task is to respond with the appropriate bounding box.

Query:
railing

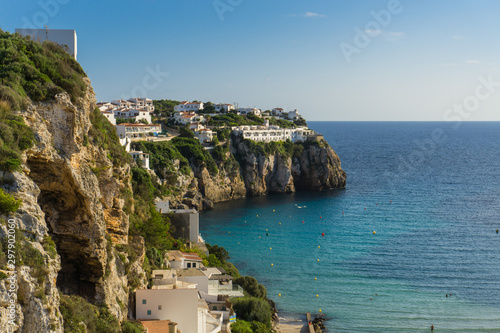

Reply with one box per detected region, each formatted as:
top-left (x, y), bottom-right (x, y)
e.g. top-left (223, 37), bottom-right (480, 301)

top-left (208, 284), bottom-right (244, 296)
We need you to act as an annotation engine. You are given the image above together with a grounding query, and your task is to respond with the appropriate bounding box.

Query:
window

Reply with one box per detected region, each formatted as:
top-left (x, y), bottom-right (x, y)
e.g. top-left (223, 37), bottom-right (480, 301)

top-left (192, 263), bottom-right (196, 268)
top-left (142, 299), bottom-right (147, 304)
top-left (187, 263), bottom-right (191, 268)
top-left (158, 305), bottom-right (162, 310)
top-left (147, 310), bottom-right (151, 316)
top-left (212, 306), bottom-right (217, 310)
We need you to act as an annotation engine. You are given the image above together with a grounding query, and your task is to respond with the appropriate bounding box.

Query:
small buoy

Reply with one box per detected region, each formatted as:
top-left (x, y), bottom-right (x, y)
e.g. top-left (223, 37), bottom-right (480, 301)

top-left (373, 231), bottom-right (376, 234)
top-left (266, 229), bottom-right (268, 231)
top-left (259, 236), bottom-right (261, 238)
top-left (279, 293), bottom-right (281, 297)
top-left (319, 309), bottom-right (322, 313)
top-left (256, 215), bottom-right (258, 217)
top-left (318, 245), bottom-right (320, 249)
top-left (317, 259), bottom-right (320, 262)
top-left (245, 221), bottom-right (246, 223)
top-left (365, 208), bottom-right (367, 210)
top-left (238, 242), bottom-right (240, 244)
top-left (271, 263), bottom-right (274, 266)
top-left (314, 277), bottom-right (317, 281)
top-left (320, 216), bottom-right (322, 219)
top-left (228, 231), bottom-right (230, 234)
top-left (322, 232), bottom-right (325, 237)
top-left (342, 212), bottom-right (344, 214)
top-left (266, 233), bottom-right (269, 236)
top-left (270, 247), bottom-right (272, 250)
top-left (279, 222), bottom-right (281, 225)
top-left (302, 221), bottom-right (305, 224)
top-left (273, 209), bottom-right (275, 212)
top-left (316, 294), bottom-right (319, 298)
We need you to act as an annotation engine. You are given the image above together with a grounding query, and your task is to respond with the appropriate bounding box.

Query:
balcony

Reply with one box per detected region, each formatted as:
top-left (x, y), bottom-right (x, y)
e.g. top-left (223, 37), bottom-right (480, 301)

top-left (208, 283), bottom-right (244, 297)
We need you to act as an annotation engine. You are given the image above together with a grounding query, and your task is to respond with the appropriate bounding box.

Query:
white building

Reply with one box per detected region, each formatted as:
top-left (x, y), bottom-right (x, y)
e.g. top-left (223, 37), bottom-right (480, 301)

top-left (271, 108), bottom-right (284, 117)
top-left (213, 104), bottom-right (235, 113)
top-left (129, 151), bottom-right (150, 169)
top-left (100, 110), bottom-right (116, 125)
top-left (116, 123), bottom-right (161, 138)
top-left (174, 112), bottom-right (205, 125)
top-left (111, 99), bottom-right (134, 109)
top-left (97, 102), bottom-right (115, 111)
top-left (287, 109), bottom-right (301, 120)
top-left (114, 108), bottom-right (152, 124)
top-left (194, 129), bottom-right (214, 144)
top-left (16, 28), bottom-right (77, 60)
top-left (128, 97), bottom-right (154, 112)
top-left (167, 251), bottom-right (203, 269)
top-left (232, 125), bottom-right (315, 143)
top-left (136, 288), bottom-right (222, 333)
top-left (237, 108), bottom-right (261, 116)
top-left (175, 101), bottom-right (204, 112)
top-left (190, 122), bottom-right (206, 131)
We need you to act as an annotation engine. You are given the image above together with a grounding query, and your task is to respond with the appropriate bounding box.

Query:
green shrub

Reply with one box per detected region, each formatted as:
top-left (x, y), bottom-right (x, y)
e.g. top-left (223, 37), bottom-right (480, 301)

top-left (59, 294), bottom-right (120, 333)
top-left (171, 137), bottom-right (218, 175)
top-left (121, 320), bottom-right (145, 333)
top-left (42, 235), bottom-right (57, 259)
top-left (235, 276), bottom-right (267, 298)
top-left (231, 319), bottom-right (253, 333)
top-left (231, 297), bottom-right (272, 328)
top-left (0, 30), bottom-right (87, 110)
top-left (0, 188), bottom-right (21, 214)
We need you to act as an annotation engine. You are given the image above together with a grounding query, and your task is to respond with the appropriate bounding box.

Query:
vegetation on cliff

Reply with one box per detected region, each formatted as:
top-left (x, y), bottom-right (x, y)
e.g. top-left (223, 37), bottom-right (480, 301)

top-left (0, 29), bottom-right (87, 110)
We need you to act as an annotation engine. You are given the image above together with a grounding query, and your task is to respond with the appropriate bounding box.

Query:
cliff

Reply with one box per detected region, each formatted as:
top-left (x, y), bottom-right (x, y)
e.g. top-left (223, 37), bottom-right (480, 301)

top-left (0, 83), bottom-right (149, 332)
top-left (137, 133), bottom-right (346, 211)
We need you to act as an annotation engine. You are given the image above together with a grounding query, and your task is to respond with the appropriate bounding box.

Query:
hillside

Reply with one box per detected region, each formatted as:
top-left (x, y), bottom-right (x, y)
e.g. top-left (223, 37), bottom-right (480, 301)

top-left (0, 30), bottom-right (345, 332)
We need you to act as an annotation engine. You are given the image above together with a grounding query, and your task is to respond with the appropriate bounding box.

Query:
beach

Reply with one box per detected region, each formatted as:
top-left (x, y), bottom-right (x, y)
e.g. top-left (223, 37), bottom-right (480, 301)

top-left (275, 323), bottom-right (308, 333)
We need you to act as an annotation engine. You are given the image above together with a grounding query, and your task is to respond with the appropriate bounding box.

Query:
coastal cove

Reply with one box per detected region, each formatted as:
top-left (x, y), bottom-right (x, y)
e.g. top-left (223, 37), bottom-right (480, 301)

top-left (201, 121), bottom-right (500, 332)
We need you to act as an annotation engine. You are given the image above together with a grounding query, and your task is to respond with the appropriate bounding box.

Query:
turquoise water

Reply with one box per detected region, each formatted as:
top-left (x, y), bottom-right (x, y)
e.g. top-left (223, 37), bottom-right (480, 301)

top-left (200, 122), bottom-right (500, 332)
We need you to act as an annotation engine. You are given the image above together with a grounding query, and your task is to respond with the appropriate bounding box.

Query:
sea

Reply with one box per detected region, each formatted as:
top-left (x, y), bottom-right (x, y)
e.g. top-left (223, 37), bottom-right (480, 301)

top-left (199, 122), bottom-right (500, 332)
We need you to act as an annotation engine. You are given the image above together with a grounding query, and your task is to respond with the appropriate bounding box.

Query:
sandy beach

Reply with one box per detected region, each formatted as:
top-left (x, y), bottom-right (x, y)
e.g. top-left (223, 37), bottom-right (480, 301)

top-left (275, 323), bottom-right (309, 333)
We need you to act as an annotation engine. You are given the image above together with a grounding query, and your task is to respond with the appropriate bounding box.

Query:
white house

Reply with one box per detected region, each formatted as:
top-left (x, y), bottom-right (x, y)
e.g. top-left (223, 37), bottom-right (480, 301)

top-left (271, 108), bottom-right (284, 117)
top-left (213, 104), bottom-right (235, 113)
top-left (174, 112), bottom-right (205, 125)
top-left (100, 110), bottom-right (116, 125)
top-left (97, 102), bottom-right (115, 111)
top-left (287, 109), bottom-right (301, 120)
top-left (232, 125), bottom-right (315, 143)
top-left (237, 108), bottom-right (261, 116)
top-left (16, 28), bottom-right (77, 60)
top-left (194, 129), bottom-right (214, 144)
top-left (167, 251), bottom-right (203, 269)
top-left (190, 122), bottom-right (206, 131)
top-left (111, 99), bottom-right (134, 109)
top-left (113, 108), bottom-right (152, 124)
top-left (175, 101), bottom-right (204, 112)
top-left (136, 288), bottom-right (222, 333)
top-left (128, 97), bottom-right (154, 112)
top-left (129, 151), bottom-right (150, 169)
top-left (116, 123), bottom-right (161, 138)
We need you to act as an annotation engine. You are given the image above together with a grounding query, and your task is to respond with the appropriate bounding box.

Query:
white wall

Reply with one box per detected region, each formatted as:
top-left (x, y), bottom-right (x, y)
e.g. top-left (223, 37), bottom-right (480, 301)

top-left (183, 275), bottom-right (209, 293)
top-left (16, 29), bottom-right (77, 60)
top-left (136, 289), bottom-right (199, 333)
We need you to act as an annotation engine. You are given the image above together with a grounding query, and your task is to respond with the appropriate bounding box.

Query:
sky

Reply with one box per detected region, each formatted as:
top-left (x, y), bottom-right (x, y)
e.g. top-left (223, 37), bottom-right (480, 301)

top-left (2, 0), bottom-right (500, 121)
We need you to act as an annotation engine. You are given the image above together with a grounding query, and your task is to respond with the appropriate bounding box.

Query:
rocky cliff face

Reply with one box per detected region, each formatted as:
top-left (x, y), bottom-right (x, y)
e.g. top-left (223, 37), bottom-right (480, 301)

top-left (231, 134), bottom-right (346, 195)
top-left (168, 134), bottom-right (346, 210)
top-left (0, 79), bottom-right (146, 332)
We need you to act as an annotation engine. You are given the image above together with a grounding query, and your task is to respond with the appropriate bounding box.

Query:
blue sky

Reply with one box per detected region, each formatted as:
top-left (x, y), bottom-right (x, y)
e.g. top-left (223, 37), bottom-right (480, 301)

top-left (2, 0), bottom-right (500, 121)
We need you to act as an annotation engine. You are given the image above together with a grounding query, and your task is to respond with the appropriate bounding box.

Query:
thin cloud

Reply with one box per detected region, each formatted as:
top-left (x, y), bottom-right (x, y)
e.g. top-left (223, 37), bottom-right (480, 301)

top-left (452, 35), bottom-right (465, 40)
top-left (365, 29), bottom-right (382, 37)
top-left (304, 12), bottom-right (326, 18)
top-left (465, 59), bottom-right (481, 64)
